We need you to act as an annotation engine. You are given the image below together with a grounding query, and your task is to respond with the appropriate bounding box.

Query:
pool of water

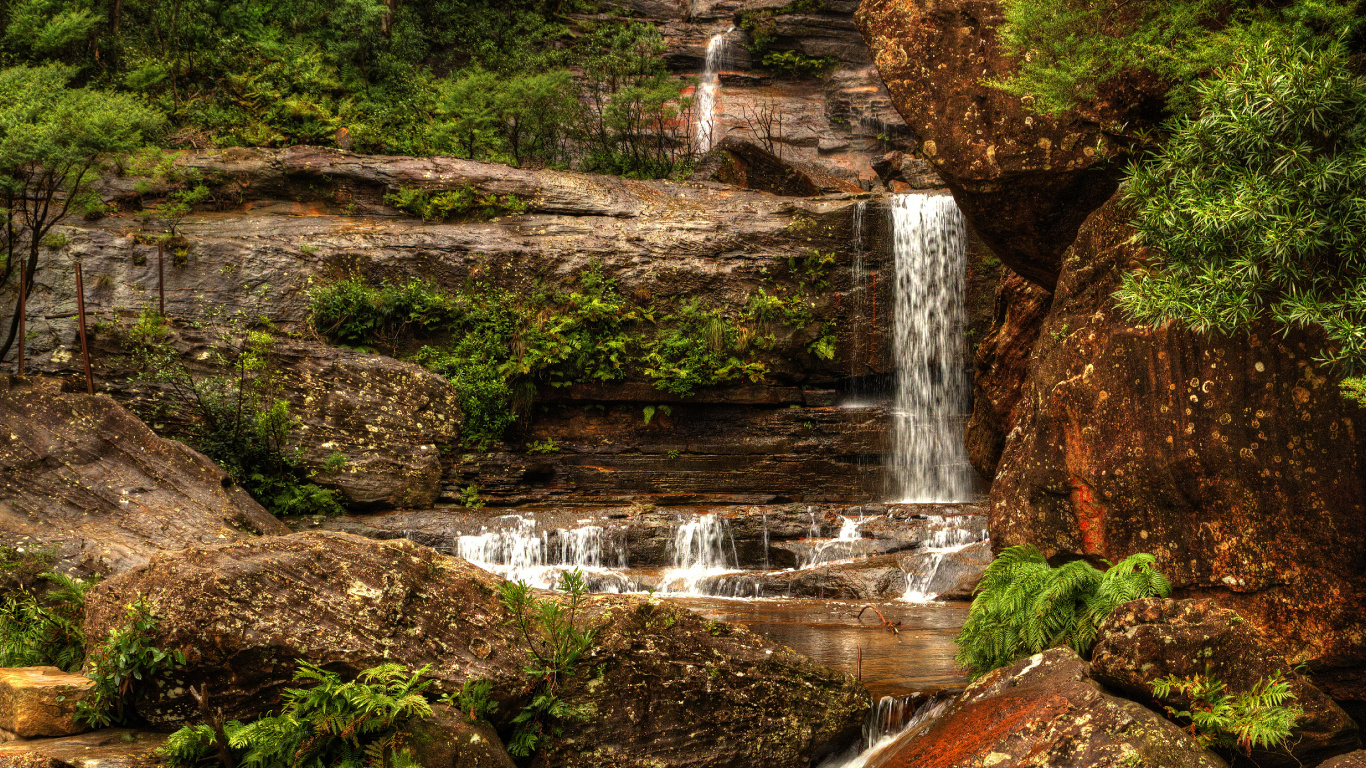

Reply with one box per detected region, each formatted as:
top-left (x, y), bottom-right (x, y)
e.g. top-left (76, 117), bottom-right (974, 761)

top-left (667, 596), bottom-right (970, 699)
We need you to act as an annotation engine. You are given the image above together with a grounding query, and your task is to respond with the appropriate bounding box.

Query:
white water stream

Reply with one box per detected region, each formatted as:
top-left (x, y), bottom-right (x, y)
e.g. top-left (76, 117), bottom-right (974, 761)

top-left (695, 28), bottom-right (733, 153)
top-left (890, 194), bottom-right (974, 502)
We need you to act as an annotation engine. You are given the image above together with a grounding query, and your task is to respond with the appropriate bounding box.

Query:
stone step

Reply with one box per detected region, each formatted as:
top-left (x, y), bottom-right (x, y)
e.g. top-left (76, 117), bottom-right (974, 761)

top-left (0, 668), bottom-right (93, 740)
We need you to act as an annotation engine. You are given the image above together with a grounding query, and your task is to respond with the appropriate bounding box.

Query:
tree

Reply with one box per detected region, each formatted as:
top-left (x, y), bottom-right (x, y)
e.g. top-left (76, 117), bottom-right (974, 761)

top-left (1115, 41), bottom-right (1366, 372)
top-left (0, 64), bottom-right (162, 364)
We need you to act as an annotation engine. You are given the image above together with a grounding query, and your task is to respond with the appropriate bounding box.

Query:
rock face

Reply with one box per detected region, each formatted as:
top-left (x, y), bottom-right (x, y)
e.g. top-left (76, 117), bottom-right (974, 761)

top-left (0, 668), bottom-right (92, 739)
top-left (1091, 598), bottom-right (1361, 767)
top-left (81, 532), bottom-right (530, 726)
top-left (878, 647), bottom-right (1226, 768)
top-left (405, 705), bottom-right (515, 768)
top-left (0, 376), bottom-right (288, 575)
top-left (82, 532), bottom-right (869, 766)
top-left (855, 0), bottom-right (1157, 288)
top-left (1323, 752), bottom-right (1366, 768)
top-left (986, 198), bottom-right (1366, 700)
top-left (545, 598), bottom-right (868, 768)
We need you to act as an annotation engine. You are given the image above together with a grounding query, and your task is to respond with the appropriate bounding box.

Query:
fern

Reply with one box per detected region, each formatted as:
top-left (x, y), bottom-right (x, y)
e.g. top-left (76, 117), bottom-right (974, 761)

top-left (955, 545), bottom-right (1172, 678)
top-left (1152, 670), bottom-right (1304, 755)
top-left (164, 663), bottom-right (435, 768)
top-left (0, 571), bottom-right (95, 672)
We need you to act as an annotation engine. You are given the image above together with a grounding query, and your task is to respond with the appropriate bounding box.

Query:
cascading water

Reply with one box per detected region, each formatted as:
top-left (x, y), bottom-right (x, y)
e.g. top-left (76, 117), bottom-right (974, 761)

top-left (903, 515), bottom-right (988, 603)
top-left (695, 28), bottom-right (733, 153)
top-left (658, 513), bottom-right (741, 593)
top-left (818, 694), bottom-right (948, 768)
top-left (889, 193), bottom-right (974, 502)
top-left (454, 514), bottom-right (629, 591)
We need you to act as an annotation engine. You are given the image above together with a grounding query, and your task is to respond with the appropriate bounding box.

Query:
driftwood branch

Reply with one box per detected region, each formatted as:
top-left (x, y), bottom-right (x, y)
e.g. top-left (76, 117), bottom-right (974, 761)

top-left (852, 604), bottom-right (902, 636)
top-left (189, 684), bottom-right (235, 768)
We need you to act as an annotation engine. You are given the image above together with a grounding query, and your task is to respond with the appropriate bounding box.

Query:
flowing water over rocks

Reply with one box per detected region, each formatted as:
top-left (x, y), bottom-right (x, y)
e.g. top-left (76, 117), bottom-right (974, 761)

top-left (694, 28), bottom-right (732, 154)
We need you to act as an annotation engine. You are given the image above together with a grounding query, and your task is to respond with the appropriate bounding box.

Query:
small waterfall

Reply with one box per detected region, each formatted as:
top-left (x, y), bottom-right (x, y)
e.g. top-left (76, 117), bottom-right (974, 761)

top-left (695, 28), bottom-right (733, 153)
top-left (903, 516), bottom-right (987, 603)
top-left (819, 695), bottom-right (948, 768)
top-left (454, 514), bottom-right (630, 591)
top-left (658, 514), bottom-right (741, 593)
top-left (846, 201), bottom-right (877, 406)
top-left (889, 194), bottom-right (973, 502)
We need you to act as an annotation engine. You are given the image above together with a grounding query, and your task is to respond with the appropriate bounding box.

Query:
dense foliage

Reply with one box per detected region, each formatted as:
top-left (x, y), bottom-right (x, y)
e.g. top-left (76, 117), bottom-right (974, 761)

top-left (1117, 41), bottom-right (1366, 372)
top-left (164, 663), bottom-right (434, 768)
top-left (0, 567), bottom-right (92, 672)
top-left (309, 269), bottom-right (833, 448)
top-left (992, 0), bottom-right (1361, 114)
top-left (1152, 670), bottom-right (1304, 755)
top-left (955, 545), bottom-right (1172, 679)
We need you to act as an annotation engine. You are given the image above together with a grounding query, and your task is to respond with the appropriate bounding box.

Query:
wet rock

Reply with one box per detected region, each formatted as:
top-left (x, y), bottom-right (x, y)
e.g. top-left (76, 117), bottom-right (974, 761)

top-left (82, 532), bottom-right (871, 767)
top-left (0, 730), bottom-right (165, 767)
top-left (964, 271), bottom-right (1052, 477)
top-left (699, 554), bottom-right (908, 600)
top-left (1322, 752), bottom-right (1366, 768)
top-left (856, 0), bottom-right (1161, 288)
top-left (89, 327), bottom-right (461, 510)
top-left (689, 138), bottom-right (862, 196)
top-left (0, 668), bottom-right (92, 739)
top-left (0, 376), bottom-right (288, 575)
top-left (545, 597), bottom-right (869, 768)
top-left (895, 540), bottom-right (991, 600)
top-left (870, 151), bottom-right (943, 189)
top-left (81, 532), bottom-right (530, 725)
top-left (405, 704), bottom-right (515, 768)
top-left (878, 647), bottom-right (1227, 768)
top-left (987, 197), bottom-right (1366, 700)
top-left (1091, 598), bottom-right (1361, 767)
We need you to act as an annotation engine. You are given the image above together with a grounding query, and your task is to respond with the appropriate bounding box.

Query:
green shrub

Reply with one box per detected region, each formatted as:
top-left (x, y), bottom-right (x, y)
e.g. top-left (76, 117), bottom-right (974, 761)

top-left (446, 678), bottom-right (498, 724)
top-left (384, 185), bottom-right (529, 222)
top-left (497, 569), bottom-right (596, 757)
top-left (77, 600), bottom-right (186, 728)
top-left (760, 50), bottom-right (838, 80)
top-left (1152, 670), bottom-right (1304, 755)
top-left (954, 544), bottom-right (1172, 679)
top-left (1116, 41), bottom-right (1366, 374)
top-left (164, 663), bottom-right (433, 768)
top-left (309, 277), bottom-right (457, 348)
top-left (0, 571), bottom-right (94, 672)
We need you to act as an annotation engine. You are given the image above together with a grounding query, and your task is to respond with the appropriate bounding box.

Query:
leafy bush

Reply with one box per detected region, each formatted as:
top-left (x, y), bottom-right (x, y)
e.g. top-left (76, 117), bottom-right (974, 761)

top-left (77, 600), bottom-right (186, 728)
top-left (164, 663), bottom-right (434, 768)
top-left (310, 277), bottom-right (458, 348)
top-left (126, 308), bottom-right (343, 517)
top-left (760, 50), bottom-right (837, 80)
top-left (384, 185), bottom-right (529, 222)
top-left (0, 571), bottom-right (94, 672)
top-left (497, 569), bottom-right (596, 757)
top-left (1116, 41), bottom-right (1366, 373)
top-left (446, 678), bottom-right (498, 724)
top-left (954, 544), bottom-right (1172, 679)
top-left (1152, 670), bottom-right (1304, 755)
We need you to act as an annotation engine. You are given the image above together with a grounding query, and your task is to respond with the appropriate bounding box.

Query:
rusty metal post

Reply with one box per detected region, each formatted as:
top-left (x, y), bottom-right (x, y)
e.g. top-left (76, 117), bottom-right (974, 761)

top-left (157, 241), bottom-right (165, 316)
top-left (74, 261), bottom-right (93, 395)
top-left (16, 265), bottom-right (25, 376)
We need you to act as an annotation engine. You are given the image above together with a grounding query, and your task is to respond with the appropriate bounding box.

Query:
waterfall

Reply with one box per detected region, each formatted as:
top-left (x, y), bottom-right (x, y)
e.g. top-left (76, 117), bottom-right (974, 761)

top-left (695, 28), bottom-right (733, 153)
top-left (818, 694), bottom-right (948, 768)
top-left (889, 193), bottom-right (973, 502)
top-left (903, 516), bottom-right (987, 603)
top-left (454, 514), bottom-right (629, 591)
top-left (845, 201), bottom-right (877, 406)
top-left (658, 514), bottom-right (741, 593)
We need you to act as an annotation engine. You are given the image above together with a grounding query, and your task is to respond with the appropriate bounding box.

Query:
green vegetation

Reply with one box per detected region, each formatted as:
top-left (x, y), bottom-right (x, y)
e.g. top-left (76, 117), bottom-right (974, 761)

top-left (383, 185), bottom-right (528, 222)
top-left (497, 569), bottom-right (596, 757)
top-left (77, 599), bottom-right (186, 728)
top-left (526, 438), bottom-right (560, 454)
top-left (738, 1), bottom-right (835, 80)
top-left (0, 64), bottom-right (162, 363)
top-left (954, 544), bottom-right (1172, 679)
top-left (124, 307), bottom-right (343, 516)
top-left (164, 663), bottom-right (433, 768)
top-left (991, 0), bottom-right (1360, 115)
top-left (446, 678), bottom-right (497, 724)
top-left (1151, 670), bottom-right (1304, 755)
top-left (0, 568), bottom-right (93, 672)
top-left (1116, 41), bottom-right (1366, 373)
top-left (759, 50), bottom-right (838, 80)
top-left (309, 269), bottom-right (832, 448)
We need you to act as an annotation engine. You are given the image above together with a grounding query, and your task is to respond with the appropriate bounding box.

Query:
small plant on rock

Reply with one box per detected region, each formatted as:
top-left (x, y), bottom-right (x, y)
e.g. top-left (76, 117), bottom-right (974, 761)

top-left (1151, 669), bottom-right (1304, 755)
top-left (0, 570), bottom-right (95, 672)
top-left (954, 544), bottom-right (1171, 679)
top-left (77, 599), bottom-right (186, 728)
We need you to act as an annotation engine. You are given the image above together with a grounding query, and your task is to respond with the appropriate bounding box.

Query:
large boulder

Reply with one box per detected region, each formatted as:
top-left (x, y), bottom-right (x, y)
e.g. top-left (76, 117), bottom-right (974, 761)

top-left (405, 704), bottom-right (516, 768)
top-left (856, 0), bottom-right (1160, 288)
top-left (876, 647), bottom-right (1226, 768)
top-left (986, 198), bottom-right (1366, 700)
top-left (1091, 598), bottom-right (1361, 767)
top-left (0, 668), bottom-right (92, 739)
top-left (0, 376), bottom-right (287, 575)
top-left (1323, 752), bottom-right (1366, 768)
top-left (82, 532), bottom-right (869, 767)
